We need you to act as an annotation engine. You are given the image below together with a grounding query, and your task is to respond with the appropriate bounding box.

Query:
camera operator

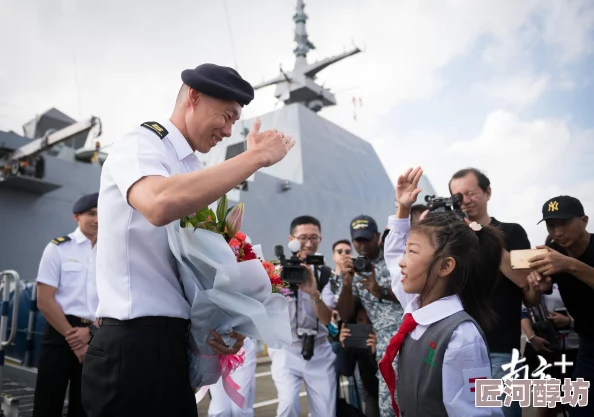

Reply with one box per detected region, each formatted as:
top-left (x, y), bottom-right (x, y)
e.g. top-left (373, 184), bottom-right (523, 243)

top-left (336, 215), bottom-right (403, 417)
top-left (449, 167), bottom-right (541, 417)
top-left (527, 196), bottom-right (593, 417)
top-left (268, 215), bottom-right (337, 417)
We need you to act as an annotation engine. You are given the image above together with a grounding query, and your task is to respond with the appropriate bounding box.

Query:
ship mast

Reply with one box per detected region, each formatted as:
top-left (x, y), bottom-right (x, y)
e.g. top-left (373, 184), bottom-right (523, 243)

top-left (252, 0), bottom-right (361, 112)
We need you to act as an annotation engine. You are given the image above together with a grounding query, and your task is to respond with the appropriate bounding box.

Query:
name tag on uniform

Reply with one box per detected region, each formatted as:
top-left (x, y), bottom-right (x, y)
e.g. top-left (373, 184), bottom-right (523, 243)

top-left (462, 367), bottom-right (491, 402)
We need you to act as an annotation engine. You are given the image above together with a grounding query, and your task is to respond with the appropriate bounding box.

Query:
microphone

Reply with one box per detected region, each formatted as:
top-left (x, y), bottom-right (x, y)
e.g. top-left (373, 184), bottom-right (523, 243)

top-left (274, 244), bottom-right (286, 261)
top-left (288, 240), bottom-right (301, 255)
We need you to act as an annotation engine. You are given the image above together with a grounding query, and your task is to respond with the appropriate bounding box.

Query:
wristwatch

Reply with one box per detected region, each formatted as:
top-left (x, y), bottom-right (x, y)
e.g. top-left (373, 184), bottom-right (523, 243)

top-left (311, 292), bottom-right (323, 304)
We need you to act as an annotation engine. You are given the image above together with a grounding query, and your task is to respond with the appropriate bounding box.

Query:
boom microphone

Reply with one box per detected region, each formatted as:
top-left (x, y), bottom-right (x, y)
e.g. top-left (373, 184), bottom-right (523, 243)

top-left (274, 244), bottom-right (286, 261)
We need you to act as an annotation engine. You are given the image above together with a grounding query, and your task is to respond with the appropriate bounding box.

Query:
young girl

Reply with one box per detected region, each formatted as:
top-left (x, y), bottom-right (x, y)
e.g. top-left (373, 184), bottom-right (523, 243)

top-left (380, 167), bottom-right (504, 417)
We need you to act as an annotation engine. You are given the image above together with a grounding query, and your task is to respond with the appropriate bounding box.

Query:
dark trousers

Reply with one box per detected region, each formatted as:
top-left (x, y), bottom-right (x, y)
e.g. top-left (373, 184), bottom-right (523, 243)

top-left (81, 316), bottom-right (198, 417)
top-left (569, 336), bottom-right (594, 417)
top-left (33, 317), bottom-right (88, 417)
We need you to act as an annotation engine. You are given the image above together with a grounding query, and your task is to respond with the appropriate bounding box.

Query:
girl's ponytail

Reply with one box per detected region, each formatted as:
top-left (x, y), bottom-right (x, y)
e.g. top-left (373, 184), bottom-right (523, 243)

top-left (461, 223), bottom-right (505, 332)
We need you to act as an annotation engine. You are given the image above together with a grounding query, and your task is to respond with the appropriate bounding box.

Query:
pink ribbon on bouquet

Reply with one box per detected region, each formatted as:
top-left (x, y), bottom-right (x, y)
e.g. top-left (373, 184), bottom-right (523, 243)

top-left (194, 349), bottom-right (246, 408)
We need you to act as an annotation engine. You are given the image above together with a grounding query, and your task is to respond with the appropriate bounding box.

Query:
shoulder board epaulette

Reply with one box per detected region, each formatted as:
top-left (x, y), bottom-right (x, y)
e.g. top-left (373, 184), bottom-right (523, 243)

top-left (51, 236), bottom-right (72, 245)
top-left (140, 121), bottom-right (169, 139)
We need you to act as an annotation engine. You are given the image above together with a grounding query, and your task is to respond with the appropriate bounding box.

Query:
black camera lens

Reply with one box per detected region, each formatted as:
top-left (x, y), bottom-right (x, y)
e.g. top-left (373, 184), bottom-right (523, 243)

top-left (353, 256), bottom-right (372, 274)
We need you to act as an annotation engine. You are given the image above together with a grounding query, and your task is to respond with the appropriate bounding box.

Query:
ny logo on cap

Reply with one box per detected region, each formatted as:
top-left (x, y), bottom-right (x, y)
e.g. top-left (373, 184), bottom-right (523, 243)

top-left (548, 201), bottom-right (559, 212)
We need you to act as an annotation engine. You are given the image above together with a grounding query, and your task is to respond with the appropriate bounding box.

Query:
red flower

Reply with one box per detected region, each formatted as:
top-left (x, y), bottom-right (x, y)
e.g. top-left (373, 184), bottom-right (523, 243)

top-left (228, 238), bottom-right (241, 249)
top-left (235, 232), bottom-right (247, 242)
top-left (242, 242), bottom-right (257, 261)
top-left (270, 275), bottom-right (282, 286)
top-left (262, 261), bottom-right (275, 275)
top-left (429, 342), bottom-right (437, 350)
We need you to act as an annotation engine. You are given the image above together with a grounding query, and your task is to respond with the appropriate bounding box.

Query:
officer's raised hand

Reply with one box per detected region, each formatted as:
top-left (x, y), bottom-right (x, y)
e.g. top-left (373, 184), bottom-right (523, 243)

top-left (247, 117), bottom-right (295, 167)
top-left (65, 327), bottom-right (91, 351)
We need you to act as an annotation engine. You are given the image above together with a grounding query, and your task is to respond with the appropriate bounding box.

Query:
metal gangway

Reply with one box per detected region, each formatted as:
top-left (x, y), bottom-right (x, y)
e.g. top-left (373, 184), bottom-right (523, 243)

top-left (0, 270), bottom-right (21, 417)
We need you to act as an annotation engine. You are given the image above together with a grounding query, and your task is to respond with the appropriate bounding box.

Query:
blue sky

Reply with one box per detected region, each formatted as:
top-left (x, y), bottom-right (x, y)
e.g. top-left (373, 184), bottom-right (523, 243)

top-left (1, 0), bottom-right (593, 245)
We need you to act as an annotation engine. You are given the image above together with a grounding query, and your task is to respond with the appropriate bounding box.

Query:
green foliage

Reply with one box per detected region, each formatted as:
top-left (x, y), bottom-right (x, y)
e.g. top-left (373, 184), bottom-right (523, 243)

top-left (180, 194), bottom-right (243, 241)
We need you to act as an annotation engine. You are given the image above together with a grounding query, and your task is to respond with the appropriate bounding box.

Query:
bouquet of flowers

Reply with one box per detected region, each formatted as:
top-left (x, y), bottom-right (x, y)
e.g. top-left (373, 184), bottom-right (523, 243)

top-left (165, 194), bottom-right (292, 405)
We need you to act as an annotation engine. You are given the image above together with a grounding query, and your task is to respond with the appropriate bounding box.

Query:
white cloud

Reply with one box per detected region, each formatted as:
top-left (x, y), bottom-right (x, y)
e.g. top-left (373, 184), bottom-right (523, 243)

top-left (541, 0), bottom-right (594, 64)
top-left (474, 73), bottom-right (550, 109)
top-left (0, 0), bottom-right (592, 247)
top-left (373, 111), bottom-right (594, 246)
top-left (3, 0), bottom-right (591, 142)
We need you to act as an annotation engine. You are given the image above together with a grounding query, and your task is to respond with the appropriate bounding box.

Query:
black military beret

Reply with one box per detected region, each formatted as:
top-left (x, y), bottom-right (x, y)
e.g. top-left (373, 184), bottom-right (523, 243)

top-left (73, 192), bottom-right (98, 214)
top-left (181, 63), bottom-right (254, 107)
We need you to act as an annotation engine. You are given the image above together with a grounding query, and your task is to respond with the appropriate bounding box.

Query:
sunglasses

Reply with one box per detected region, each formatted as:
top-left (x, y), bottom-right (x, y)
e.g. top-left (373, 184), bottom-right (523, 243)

top-left (335, 249), bottom-right (352, 255)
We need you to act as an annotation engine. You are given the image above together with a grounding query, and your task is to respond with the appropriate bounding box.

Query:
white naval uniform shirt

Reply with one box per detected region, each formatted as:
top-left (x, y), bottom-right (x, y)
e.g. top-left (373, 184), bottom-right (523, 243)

top-left (384, 216), bottom-right (504, 416)
top-left (95, 119), bottom-right (200, 320)
top-left (36, 227), bottom-right (98, 322)
top-left (288, 274), bottom-right (336, 344)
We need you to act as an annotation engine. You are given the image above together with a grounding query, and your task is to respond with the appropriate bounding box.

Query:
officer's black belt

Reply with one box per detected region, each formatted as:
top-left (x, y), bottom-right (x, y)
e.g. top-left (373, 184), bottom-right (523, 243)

top-left (100, 317), bottom-right (189, 333)
top-left (65, 314), bottom-right (92, 326)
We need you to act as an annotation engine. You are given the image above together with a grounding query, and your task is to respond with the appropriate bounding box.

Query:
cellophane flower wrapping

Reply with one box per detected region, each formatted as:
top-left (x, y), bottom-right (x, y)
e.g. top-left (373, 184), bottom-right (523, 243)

top-left (166, 220), bottom-right (292, 387)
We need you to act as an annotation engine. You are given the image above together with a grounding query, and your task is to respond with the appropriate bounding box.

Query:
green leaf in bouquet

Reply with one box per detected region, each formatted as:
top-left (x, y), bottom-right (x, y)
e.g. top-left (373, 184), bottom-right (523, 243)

top-left (216, 195), bottom-right (228, 234)
top-left (195, 220), bottom-right (217, 232)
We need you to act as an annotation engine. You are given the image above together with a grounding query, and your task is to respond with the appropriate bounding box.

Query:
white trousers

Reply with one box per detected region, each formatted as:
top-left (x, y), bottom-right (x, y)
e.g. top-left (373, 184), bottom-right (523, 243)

top-left (208, 338), bottom-right (258, 417)
top-left (268, 340), bottom-right (336, 417)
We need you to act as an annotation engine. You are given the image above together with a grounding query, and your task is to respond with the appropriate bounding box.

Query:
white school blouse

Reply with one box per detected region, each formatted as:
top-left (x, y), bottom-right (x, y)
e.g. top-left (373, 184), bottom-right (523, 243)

top-left (384, 216), bottom-right (504, 416)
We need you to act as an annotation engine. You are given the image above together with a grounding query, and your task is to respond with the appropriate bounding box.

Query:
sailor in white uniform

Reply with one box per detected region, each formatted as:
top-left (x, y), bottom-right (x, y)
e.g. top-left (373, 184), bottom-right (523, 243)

top-left (207, 337), bottom-right (258, 417)
top-left (80, 63), bottom-right (295, 417)
top-left (33, 192), bottom-right (100, 417)
top-left (268, 216), bottom-right (337, 417)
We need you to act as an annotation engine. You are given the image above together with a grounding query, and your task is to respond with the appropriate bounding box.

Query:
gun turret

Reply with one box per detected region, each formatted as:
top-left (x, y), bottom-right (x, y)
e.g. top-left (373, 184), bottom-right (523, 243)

top-left (0, 116), bottom-right (102, 182)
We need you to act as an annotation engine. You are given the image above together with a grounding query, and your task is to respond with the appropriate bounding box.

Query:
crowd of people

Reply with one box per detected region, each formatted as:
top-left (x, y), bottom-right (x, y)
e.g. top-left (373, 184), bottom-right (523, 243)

top-left (30, 63), bottom-right (592, 417)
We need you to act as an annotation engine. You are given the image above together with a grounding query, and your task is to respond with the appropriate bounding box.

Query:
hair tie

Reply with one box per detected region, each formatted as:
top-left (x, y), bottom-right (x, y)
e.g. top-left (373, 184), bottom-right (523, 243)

top-left (469, 221), bottom-right (483, 232)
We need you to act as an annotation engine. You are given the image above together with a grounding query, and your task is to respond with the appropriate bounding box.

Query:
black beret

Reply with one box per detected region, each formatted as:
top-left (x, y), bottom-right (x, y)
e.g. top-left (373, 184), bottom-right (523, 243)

top-left (181, 63), bottom-right (254, 107)
top-left (73, 192), bottom-right (98, 214)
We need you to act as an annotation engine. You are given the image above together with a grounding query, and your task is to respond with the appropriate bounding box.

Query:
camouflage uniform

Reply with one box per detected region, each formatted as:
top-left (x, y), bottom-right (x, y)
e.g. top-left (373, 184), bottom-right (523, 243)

top-left (337, 251), bottom-right (404, 417)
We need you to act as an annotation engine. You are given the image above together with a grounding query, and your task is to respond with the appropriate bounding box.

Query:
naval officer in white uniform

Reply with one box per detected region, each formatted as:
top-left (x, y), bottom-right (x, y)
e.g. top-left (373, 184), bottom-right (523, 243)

top-left (81, 63), bottom-right (295, 417)
top-left (268, 215), bottom-right (337, 417)
top-left (207, 337), bottom-right (258, 417)
top-left (33, 192), bottom-right (100, 417)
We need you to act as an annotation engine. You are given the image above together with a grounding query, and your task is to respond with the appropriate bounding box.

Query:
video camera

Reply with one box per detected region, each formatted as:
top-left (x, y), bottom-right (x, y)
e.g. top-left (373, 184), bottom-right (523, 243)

top-left (424, 193), bottom-right (468, 221)
top-left (274, 241), bottom-right (324, 286)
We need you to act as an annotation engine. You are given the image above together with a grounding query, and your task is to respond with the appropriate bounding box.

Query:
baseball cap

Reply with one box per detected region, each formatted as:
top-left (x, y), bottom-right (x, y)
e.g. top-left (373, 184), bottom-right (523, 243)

top-left (537, 195), bottom-right (585, 224)
top-left (350, 215), bottom-right (379, 240)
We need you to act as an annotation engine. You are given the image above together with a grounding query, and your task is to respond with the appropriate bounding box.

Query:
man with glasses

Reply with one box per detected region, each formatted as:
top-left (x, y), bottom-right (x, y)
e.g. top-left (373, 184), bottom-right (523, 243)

top-left (268, 215), bottom-right (337, 417)
top-left (449, 167), bottom-right (541, 417)
top-left (336, 215), bottom-right (403, 417)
